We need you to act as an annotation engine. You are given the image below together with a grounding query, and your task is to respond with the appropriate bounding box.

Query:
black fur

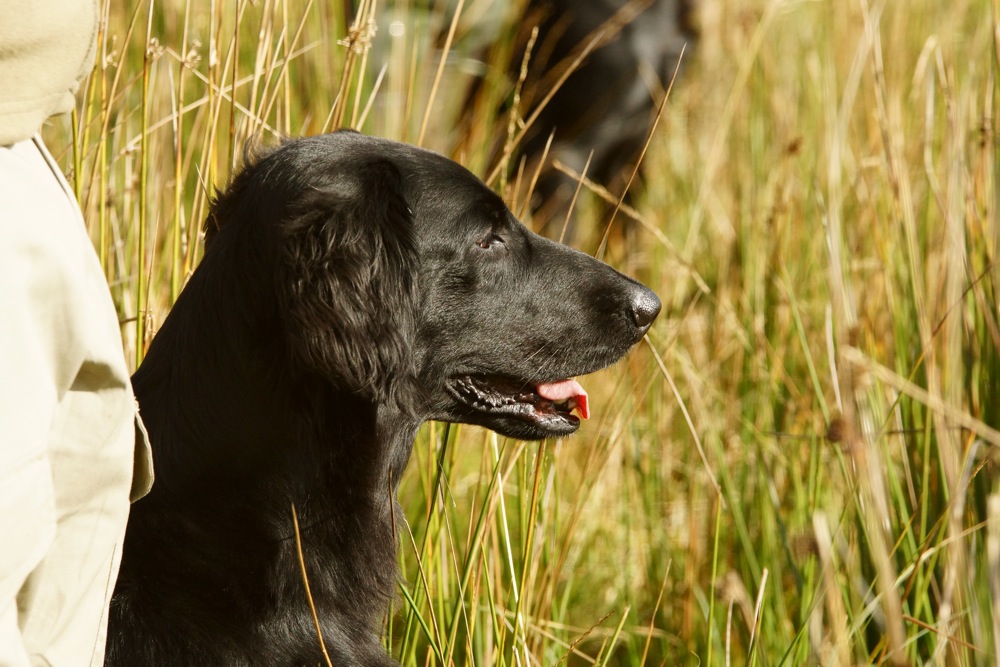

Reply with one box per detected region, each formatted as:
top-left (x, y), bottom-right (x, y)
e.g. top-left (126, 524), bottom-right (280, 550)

top-left (105, 131), bottom-right (660, 666)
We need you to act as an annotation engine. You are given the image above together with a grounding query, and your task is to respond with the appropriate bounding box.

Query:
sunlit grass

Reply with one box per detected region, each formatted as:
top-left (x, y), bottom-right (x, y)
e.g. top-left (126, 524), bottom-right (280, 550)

top-left (43, 0), bottom-right (1000, 663)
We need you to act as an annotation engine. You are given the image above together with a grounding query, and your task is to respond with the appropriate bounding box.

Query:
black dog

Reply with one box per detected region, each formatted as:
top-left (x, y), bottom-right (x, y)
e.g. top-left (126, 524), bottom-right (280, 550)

top-left (105, 131), bottom-right (660, 665)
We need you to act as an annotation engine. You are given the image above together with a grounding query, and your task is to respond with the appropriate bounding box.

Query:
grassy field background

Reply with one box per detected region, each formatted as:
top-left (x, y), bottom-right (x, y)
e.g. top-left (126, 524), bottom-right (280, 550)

top-left (42, 0), bottom-right (1000, 663)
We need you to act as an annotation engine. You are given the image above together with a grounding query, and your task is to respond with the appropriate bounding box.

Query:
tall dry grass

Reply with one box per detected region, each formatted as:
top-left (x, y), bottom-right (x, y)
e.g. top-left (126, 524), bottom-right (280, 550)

top-left (40, 0), bottom-right (1000, 663)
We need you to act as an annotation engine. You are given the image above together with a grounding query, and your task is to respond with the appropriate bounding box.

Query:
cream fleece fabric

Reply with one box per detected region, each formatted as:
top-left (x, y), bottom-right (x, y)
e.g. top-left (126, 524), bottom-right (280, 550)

top-left (0, 0), bottom-right (99, 146)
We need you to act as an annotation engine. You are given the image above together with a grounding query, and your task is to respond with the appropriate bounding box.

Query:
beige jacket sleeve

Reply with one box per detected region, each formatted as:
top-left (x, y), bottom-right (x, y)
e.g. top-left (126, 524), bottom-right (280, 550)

top-left (0, 0), bottom-right (99, 146)
top-left (0, 137), bottom-right (141, 667)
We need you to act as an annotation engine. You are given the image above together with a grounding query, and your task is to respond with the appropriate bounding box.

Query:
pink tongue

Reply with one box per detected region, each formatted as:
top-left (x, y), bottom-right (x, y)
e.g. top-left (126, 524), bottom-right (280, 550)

top-left (536, 379), bottom-right (590, 420)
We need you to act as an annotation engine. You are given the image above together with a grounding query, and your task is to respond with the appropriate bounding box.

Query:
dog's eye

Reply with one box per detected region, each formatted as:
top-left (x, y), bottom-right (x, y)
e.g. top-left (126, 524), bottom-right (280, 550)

top-left (476, 233), bottom-right (505, 250)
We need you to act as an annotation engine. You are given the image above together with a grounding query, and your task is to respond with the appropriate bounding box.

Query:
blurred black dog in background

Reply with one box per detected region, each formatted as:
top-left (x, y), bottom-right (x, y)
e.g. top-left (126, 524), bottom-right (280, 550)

top-left (462, 0), bottom-right (697, 237)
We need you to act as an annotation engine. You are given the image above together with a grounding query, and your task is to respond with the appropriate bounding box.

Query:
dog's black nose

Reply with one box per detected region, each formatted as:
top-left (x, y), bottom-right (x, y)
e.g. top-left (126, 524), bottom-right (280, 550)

top-left (630, 287), bottom-right (661, 331)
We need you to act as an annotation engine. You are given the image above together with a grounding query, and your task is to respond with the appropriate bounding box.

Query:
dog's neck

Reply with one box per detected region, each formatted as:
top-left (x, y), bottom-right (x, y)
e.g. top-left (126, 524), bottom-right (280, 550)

top-left (376, 405), bottom-right (420, 492)
top-left (133, 278), bottom-right (420, 519)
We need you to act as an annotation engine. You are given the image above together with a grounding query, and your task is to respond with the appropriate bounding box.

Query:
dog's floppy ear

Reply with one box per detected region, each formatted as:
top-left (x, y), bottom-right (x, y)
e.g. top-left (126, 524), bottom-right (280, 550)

top-left (276, 158), bottom-right (418, 407)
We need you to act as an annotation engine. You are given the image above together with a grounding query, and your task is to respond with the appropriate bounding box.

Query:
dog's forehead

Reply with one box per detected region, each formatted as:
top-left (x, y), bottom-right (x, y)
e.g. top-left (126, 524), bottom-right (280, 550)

top-left (395, 148), bottom-right (509, 220)
top-left (315, 131), bottom-right (512, 223)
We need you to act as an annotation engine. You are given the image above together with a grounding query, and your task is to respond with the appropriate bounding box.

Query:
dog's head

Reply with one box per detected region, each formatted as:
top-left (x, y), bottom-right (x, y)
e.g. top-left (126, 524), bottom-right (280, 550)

top-left (206, 130), bottom-right (659, 440)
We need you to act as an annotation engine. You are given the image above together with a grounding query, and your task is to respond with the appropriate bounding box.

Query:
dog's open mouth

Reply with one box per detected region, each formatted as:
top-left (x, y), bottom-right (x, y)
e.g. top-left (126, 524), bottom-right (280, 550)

top-left (448, 374), bottom-right (589, 433)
